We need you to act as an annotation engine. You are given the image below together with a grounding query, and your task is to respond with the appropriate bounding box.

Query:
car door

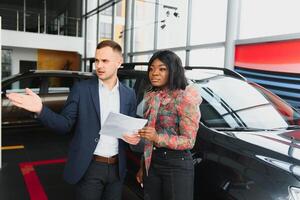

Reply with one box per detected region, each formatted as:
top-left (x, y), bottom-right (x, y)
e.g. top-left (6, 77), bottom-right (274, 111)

top-left (41, 75), bottom-right (76, 113)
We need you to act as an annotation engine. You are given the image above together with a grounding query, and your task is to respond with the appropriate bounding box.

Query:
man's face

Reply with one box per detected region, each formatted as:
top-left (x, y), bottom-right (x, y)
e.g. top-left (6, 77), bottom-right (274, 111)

top-left (94, 46), bottom-right (123, 81)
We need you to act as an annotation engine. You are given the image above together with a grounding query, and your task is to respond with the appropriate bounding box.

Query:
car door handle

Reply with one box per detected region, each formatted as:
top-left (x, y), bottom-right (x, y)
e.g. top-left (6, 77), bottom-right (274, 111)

top-left (222, 180), bottom-right (255, 190)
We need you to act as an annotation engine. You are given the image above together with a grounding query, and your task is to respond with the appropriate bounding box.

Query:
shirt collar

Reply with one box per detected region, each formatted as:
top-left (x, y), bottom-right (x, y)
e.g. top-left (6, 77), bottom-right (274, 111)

top-left (98, 79), bottom-right (119, 93)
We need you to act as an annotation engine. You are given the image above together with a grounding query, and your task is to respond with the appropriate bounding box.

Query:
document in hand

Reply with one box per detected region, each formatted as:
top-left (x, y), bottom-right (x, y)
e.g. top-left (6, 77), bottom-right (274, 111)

top-left (100, 112), bottom-right (148, 139)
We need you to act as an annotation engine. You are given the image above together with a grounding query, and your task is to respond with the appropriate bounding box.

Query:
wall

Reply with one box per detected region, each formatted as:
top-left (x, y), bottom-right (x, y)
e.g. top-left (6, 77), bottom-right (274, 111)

top-left (2, 30), bottom-right (84, 55)
top-left (38, 49), bottom-right (80, 71)
top-left (3, 47), bottom-right (80, 75)
top-left (8, 47), bottom-right (37, 75)
top-left (235, 40), bottom-right (300, 109)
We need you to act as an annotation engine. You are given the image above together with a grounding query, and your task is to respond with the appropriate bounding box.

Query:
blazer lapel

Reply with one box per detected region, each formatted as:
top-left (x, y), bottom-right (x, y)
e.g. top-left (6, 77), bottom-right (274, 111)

top-left (119, 83), bottom-right (127, 115)
top-left (89, 77), bottom-right (101, 122)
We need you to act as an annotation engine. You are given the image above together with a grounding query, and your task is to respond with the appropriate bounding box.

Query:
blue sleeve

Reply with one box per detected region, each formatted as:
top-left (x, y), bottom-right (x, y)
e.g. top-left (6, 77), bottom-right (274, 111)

top-left (129, 90), bottom-right (137, 118)
top-left (38, 82), bottom-right (80, 134)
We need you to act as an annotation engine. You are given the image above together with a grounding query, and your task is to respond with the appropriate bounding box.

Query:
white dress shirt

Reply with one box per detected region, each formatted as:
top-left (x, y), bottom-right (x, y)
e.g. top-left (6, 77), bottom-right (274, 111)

top-left (93, 79), bottom-right (120, 157)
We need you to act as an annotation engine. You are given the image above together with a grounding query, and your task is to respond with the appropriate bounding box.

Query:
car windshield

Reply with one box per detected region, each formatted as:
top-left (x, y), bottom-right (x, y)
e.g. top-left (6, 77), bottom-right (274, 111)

top-left (191, 75), bottom-right (300, 130)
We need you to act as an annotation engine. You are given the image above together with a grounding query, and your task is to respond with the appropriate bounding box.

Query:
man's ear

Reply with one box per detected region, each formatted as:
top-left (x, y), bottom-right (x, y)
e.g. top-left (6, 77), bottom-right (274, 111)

top-left (118, 57), bottom-right (124, 68)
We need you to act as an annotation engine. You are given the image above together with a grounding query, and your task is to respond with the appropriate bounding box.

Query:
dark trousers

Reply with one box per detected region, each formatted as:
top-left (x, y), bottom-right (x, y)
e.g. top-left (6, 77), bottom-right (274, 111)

top-left (143, 148), bottom-right (194, 200)
top-left (76, 160), bottom-right (122, 200)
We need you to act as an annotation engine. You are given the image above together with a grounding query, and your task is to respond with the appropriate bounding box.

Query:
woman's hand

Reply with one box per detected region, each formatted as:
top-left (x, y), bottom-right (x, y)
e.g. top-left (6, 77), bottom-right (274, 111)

top-left (136, 167), bottom-right (143, 188)
top-left (138, 126), bottom-right (159, 143)
top-left (122, 133), bottom-right (140, 145)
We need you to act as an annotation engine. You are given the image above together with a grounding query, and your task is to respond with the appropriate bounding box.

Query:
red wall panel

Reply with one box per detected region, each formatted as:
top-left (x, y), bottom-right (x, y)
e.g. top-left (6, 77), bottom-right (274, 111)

top-left (235, 39), bottom-right (300, 74)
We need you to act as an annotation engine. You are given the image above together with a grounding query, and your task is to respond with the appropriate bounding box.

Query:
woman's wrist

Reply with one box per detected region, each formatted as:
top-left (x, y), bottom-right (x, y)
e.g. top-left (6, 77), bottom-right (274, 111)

top-left (154, 134), bottom-right (159, 144)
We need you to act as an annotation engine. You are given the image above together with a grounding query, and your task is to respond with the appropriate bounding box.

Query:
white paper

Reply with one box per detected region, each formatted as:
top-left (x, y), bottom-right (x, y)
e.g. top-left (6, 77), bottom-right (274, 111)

top-left (100, 112), bottom-right (148, 139)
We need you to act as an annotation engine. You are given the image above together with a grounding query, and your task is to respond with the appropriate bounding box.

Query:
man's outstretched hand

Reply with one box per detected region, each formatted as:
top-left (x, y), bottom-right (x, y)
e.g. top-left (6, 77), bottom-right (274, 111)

top-left (6, 88), bottom-right (43, 114)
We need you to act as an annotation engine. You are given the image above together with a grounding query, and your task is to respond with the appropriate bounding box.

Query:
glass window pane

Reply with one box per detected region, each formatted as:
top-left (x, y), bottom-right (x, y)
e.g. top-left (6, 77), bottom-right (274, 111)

top-left (133, 55), bottom-right (151, 62)
top-left (48, 77), bottom-right (73, 93)
top-left (157, 0), bottom-right (188, 48)
top-left (5, 77), bottom-right (42, 94)
top-left (190, 0), bottom-right (227, 45)
top-left (100, 23), bottom-right (112, 39)
top-left (114, 1), bottom-right (126, 50)
top-left (174, 51), bottom-right (186, 65)
top-left (116, 2), bottom-right (123, 17)
top-left (2, 49), bottom-right (12, 78)
top-left (133, 0), bottom-right (155, 51)
top-left (87, 15), bottom-right (97, 58)
top-left (194, 76), bottom-right (288, 129)
top-left (239, 0), bottom-right (300, 39)
top-left (87, 0), bottom-right (98, 13)
top-left (190, 47), bottom-right (224, 67)
top-left (98, 8), bottom-right (112, 41)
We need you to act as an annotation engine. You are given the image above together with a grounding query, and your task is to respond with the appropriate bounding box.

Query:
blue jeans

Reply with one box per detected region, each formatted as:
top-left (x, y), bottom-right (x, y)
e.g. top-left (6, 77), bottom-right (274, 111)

top-left (143, 148), bottom-right (194, 200)
top-left (76, 160), bottom-right (122, 200)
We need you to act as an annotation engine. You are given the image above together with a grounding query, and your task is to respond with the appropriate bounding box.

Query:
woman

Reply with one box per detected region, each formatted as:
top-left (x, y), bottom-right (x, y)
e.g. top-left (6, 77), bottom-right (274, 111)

top-left (137, 50), bottom-right (201, 200)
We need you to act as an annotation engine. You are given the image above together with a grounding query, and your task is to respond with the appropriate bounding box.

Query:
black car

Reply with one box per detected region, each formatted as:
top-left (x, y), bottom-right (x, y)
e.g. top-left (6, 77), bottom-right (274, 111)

top-left (123, 65), bottom-right (300, 200)
top-left (2, 64), bottom-right (300, 200)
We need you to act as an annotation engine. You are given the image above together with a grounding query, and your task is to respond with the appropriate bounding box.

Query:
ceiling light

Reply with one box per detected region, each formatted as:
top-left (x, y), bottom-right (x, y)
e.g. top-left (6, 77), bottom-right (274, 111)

top-left (173, 12), bottom-right (179, 18)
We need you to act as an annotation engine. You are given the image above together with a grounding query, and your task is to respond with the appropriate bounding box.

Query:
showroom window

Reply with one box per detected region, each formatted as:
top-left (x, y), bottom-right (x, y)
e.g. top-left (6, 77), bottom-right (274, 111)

top-left (190, 0), bottom-right (227, 45)
top-left (100, 22), bottom-right (112, 40)
top-left (133, 0), bottom-right (155, 52)
top-left (189, 47), bottom-right (225, 67)
top-left (239, 0), bottom-right (300, 39)
top-left (157, 0), bottom-right (188, 49)
top-left (87, 0), bottom-right (98, 13)
top-left (1, 49), bottom-right (12, 78)
top-left (113, 1), bottom-right (125, 49)
top-left (174, 51), bottom-right (186, 65)
top-left (86, 14), bottom-right (98, 58)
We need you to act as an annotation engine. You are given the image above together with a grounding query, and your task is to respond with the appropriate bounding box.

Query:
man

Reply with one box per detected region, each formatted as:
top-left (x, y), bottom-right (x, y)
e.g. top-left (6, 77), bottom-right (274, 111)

top-left (7, 40), bottom-right (140, 200)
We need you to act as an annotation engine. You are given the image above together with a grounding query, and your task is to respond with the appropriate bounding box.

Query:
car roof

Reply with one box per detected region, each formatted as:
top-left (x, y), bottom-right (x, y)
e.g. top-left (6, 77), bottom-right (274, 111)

top-left (2, 63), bottom-right (246, 83)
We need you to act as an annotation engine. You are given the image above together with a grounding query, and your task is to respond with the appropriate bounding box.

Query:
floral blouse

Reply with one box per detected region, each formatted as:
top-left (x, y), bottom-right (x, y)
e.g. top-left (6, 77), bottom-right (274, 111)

top-left (143, 85), bottom-right (202, 174)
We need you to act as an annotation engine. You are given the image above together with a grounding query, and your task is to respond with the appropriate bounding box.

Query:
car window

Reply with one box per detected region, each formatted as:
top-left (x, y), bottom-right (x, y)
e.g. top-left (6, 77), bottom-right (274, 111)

top-left (120, 79), bottom-right (136, 88)
top-left (199, 99), bottom-right (230, 128)
top-left (46, 76), bottom-right (73, 94)
top-left (119, 75), bottom-right (150, 117)
top-left (192, 75), bottom-right (290, 129)
top-left (252, 83), bottom-right (300, 125)
top-left (4, 76), bottom-right (42, 94)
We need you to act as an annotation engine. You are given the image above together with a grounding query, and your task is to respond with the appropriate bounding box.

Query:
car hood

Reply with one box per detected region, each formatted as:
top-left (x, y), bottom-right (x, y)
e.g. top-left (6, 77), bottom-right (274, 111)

top-left (228, 129), bottom-right (300, 177)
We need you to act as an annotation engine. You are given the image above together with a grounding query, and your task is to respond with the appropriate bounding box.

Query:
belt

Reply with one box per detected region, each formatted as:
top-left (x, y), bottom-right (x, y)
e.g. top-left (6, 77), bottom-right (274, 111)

top-left (93, 155), bottom-right (118, 164)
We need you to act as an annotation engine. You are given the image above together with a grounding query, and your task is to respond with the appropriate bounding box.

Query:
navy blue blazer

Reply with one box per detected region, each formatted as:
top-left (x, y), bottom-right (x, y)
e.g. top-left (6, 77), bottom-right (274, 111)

top-left (38, 76), bottom-right (137, 184)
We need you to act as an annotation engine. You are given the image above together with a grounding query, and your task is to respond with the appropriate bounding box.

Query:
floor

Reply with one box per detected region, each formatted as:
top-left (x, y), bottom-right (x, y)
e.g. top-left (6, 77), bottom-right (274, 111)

top-left (0, 127), bottom-right (141, 200)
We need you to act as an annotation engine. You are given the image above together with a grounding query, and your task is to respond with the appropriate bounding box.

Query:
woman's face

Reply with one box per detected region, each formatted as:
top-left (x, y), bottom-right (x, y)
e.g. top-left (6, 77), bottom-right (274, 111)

top-left (149, 59), bottom-right (169, 89)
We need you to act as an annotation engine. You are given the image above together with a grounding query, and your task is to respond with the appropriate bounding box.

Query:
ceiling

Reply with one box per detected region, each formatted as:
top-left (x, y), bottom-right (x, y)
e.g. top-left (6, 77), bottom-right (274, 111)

top-left (0, 0), bottom-right (71, 11)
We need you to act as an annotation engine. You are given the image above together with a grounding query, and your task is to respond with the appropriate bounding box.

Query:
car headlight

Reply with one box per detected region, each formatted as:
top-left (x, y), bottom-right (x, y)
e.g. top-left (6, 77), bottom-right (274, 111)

top-left (289, 186), bottom-right (300, 200)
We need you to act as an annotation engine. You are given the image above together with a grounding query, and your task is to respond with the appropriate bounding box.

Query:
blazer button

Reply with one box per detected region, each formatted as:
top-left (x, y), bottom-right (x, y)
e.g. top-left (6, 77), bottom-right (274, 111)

top-left (95, 138), bottom-right (99, 143)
